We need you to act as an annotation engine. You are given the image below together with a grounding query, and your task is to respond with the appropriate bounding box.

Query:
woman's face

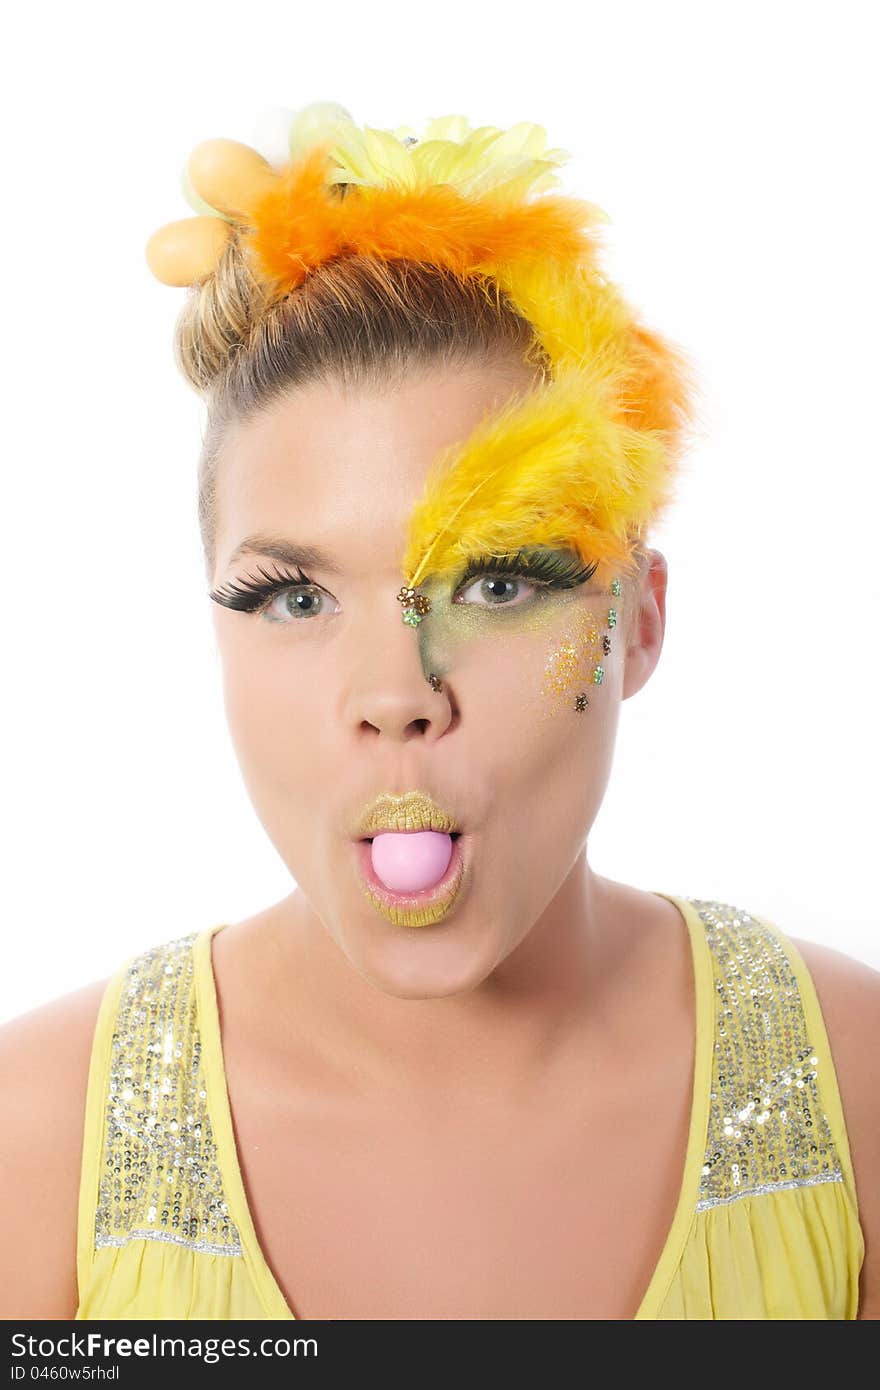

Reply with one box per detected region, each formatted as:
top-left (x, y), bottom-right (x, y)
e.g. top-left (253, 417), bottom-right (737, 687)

top-left (210, 357), bottom-right (665, 997)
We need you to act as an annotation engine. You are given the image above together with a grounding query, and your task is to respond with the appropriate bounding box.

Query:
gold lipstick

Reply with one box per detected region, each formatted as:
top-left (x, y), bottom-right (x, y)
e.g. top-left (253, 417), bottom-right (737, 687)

top-left (351, 789), bottom-right (462, 840)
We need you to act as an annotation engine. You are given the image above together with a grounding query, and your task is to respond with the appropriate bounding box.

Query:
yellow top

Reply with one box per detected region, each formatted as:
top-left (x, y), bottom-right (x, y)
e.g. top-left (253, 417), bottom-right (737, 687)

top-left (74, 895), bottom-right (865, 1320)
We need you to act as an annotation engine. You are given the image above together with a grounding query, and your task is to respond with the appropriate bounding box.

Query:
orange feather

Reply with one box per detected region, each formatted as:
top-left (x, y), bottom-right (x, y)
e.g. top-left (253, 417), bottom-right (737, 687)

top-left (239, 141), bottom-right (606, 299)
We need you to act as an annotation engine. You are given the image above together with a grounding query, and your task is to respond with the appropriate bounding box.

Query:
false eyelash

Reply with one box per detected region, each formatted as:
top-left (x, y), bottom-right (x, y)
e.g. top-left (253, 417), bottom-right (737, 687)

top-left (454, 547), bottom-right (599, 594)
top-left (208, 548), bottom-right (600, 617)
top-left (208, 562), bottom-right (318, 614)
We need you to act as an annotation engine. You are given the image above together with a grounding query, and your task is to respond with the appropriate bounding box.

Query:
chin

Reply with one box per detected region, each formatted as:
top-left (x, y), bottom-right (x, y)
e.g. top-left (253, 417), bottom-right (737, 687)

top-left (337, 910), bottom-right (507, 1001)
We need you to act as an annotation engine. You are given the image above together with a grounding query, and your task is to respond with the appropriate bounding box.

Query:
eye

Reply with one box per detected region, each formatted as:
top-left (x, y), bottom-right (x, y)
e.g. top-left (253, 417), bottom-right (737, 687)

top-left (447, 548), bottom-right (597, 611)
top-left (208, 563), bottom-right (340, 624)
top-left (262, 581), bottom-right (339, 623)
top-left (452, 572), bottom-right (538, 609)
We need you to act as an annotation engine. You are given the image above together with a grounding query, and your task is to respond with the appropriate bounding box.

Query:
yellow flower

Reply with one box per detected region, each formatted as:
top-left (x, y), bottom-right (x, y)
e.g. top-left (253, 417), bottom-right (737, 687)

top-left (319, 108), bottom-right (572, 200)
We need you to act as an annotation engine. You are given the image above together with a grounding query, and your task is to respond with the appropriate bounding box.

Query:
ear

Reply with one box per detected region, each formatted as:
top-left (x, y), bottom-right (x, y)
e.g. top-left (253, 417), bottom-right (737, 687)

top-left (620, 548), bottom-right (668, 701)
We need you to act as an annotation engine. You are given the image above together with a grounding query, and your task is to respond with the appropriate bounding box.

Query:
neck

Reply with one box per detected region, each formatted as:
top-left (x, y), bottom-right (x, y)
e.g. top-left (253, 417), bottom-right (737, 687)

top-left (247, 857), bottom-right (669, 1102)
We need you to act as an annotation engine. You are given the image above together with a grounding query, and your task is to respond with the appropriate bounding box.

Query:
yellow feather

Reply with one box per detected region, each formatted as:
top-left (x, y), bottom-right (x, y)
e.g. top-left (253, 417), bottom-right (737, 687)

top-left (401, 364), bottom-right (673, 593)
top-left (494, 257), bottom-right (632, 373)
top-left (399, 249), bottom-right (697, 601)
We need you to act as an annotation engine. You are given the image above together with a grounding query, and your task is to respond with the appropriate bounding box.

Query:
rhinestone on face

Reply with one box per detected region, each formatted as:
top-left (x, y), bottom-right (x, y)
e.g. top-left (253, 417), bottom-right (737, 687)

top-left (397, 585), bottom-right (430, 626)
top-left (539, 609), bottom-right (601, 719)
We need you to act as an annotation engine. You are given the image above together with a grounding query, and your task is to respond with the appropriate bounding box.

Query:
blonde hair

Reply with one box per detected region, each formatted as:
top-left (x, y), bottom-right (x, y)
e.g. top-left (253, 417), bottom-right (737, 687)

top-left (174, 229), bottom-right (648, 631)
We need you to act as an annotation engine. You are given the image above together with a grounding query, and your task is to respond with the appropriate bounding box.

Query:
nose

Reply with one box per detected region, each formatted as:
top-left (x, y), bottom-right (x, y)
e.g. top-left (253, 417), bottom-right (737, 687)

top-left (344, 590), bottom-right (454, 742)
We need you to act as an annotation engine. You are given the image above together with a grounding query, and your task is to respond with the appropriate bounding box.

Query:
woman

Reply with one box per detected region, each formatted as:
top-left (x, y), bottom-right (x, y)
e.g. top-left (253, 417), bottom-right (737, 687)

top-left (1, 104), bottom-right (876, 1321)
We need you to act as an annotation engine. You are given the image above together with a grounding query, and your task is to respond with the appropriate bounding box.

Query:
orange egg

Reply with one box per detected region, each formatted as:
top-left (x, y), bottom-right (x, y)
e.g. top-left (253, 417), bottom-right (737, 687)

top-left (187, 139), bottom-right (279, 219)
top-left (144, 216), bottom-right (231, 287)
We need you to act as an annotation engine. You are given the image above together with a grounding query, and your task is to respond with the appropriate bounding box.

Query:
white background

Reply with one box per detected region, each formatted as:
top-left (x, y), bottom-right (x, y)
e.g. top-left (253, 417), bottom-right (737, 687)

top-left (3, 0), bottom-right (878, 1021)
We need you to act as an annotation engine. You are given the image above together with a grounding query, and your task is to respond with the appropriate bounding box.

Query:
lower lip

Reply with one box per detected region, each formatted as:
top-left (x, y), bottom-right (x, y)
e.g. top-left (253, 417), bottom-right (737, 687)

top-left (352, 833), bottom-right (469, 928)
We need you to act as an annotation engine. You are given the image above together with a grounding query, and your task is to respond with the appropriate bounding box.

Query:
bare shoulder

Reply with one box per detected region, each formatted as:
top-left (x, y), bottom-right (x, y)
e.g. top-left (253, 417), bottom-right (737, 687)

top-left (0, 974), bottom-right (113, 1319)
top-left (788, 934), bottom-right (880, 1320)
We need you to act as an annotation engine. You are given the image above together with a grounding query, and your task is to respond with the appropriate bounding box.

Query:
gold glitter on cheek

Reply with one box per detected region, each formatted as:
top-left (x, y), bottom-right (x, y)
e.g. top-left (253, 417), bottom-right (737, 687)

top-left (537, 607), bottom-right (603, 720)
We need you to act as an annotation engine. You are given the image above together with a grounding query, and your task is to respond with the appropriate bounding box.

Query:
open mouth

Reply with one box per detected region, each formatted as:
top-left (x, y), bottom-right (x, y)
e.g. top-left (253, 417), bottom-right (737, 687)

top-left (352, 830), bottom-right (469, 923)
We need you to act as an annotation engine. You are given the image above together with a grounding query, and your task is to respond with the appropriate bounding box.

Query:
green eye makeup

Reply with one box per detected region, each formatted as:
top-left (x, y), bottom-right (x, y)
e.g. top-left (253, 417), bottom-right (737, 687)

top-left (404, 547), bottom-right (604, 683)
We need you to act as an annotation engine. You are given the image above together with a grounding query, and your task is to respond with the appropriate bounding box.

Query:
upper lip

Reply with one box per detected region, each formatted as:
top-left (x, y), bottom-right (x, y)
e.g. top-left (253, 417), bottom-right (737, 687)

top-left (351, 790), bottom-right (462, 839)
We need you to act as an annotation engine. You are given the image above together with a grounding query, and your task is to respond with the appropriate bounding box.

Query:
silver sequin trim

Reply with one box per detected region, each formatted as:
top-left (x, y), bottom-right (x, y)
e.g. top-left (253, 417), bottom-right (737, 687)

top-left (93, 930), bottom-right (243, 1257)
top-left (95, 1229), bottom-right (242, 1256)
top-left (691, 899), bottom-right (843, 1211)
top-left (695, 1171), bottom-right (842, 1211)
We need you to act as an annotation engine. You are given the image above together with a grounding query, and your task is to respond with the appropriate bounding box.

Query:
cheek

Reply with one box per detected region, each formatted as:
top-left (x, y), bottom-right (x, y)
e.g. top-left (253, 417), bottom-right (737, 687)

top-left (450, 609), bottom-right (620, 903)
top-left (435, 598), bottom-right (620, 789)
top-left (536, 607), bottom-right (621, 831)
top-left (217, 625), bottom-right (329, 803)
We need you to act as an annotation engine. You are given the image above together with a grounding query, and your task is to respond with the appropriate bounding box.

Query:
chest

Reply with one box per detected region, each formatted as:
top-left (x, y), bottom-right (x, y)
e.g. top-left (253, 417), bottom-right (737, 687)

top-left (225, 1060), bottom-right (694, 1320)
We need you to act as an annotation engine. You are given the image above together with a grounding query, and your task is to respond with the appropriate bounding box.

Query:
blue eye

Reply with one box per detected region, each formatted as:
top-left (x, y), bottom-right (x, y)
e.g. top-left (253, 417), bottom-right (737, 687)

top-left (453, 572), bottom-right (539, 609)
top-left (262, 583), bottom-right (336, 623)
top-left (451, 548), bottom-right (598, 610)
top-left (208, 563), bottom-right (337, 623)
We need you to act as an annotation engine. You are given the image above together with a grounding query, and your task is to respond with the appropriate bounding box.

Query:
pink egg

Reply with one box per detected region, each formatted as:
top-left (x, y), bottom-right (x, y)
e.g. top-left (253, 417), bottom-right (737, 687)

top-left (370, 831), bottom-right (453, 892)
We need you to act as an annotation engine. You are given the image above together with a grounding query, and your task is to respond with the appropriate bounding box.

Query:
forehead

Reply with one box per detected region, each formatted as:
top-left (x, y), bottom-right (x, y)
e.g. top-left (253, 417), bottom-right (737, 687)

top-left (214, 361), bottom-right (539, 574)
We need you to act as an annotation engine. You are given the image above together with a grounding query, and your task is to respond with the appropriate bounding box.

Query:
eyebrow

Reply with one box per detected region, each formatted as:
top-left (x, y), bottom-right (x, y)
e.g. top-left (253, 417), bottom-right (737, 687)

top-left (226, 533), bottom-right (344, 574)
